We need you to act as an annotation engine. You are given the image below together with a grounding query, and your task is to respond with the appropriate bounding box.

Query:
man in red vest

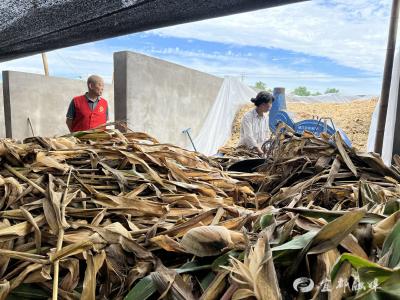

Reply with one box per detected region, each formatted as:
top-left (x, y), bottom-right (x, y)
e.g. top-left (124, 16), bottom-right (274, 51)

top-left (66, 75), bottom-right (109, 132)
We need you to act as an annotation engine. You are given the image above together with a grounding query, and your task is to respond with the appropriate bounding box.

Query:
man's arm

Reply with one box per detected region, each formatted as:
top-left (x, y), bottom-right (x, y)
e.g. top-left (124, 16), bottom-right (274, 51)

top-left (66, 118), bottom-right (73, 132)
top-left (66, 100), bottom-right (75, 132)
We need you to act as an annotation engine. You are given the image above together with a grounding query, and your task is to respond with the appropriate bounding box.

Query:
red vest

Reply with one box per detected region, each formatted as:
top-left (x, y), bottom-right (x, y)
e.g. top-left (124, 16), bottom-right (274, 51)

top-left (71, 95), bottom-right (108, 132)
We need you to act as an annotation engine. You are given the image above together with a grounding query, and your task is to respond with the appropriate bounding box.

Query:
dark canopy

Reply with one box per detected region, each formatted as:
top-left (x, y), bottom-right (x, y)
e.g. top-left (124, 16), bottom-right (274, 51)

top-left (0, 0), bottom-right (307, 62)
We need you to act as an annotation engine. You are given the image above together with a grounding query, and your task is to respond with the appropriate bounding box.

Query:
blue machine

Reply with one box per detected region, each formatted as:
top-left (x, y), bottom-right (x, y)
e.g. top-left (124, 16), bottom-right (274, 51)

top-left (269, 88), bottom-right (352, 147)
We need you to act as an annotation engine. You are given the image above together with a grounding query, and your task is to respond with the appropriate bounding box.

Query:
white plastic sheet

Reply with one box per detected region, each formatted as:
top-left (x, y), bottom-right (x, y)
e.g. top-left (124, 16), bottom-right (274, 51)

top-left (192, 77), bottom-right (256, 156)
top-left (288, 93), bottom-right (374, 104)
top-left (367, 104), bottom-right (379, 152)
top-left (367, 51), bottom-right (399, 165)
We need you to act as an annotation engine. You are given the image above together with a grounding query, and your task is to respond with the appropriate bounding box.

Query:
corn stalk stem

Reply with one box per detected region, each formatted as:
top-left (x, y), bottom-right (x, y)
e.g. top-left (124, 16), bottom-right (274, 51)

top-left (4, 163), bottom-right (46, 194)
top-left (52, 229), bottom-right (64, 300)
top-left (52, 168), bottom-right (72, 300)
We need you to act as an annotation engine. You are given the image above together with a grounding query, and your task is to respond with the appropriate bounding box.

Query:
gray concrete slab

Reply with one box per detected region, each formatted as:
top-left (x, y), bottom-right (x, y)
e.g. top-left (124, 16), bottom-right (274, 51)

top-left (114, 51), bottom-right (223, 148)
top-left (2, 71), bottom-right (113, 140)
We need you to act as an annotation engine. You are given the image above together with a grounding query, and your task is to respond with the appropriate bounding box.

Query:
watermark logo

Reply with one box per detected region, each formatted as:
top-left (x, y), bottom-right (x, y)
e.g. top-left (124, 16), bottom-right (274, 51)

top-left (293, 277), bottom-right (314, 293)
top-left (293, 276), bottom-right (379, 294)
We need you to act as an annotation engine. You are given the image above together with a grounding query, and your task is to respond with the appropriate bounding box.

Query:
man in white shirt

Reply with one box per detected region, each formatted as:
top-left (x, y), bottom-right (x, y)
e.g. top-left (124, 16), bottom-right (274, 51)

top-left (238, 91), bottom-right (274, 155)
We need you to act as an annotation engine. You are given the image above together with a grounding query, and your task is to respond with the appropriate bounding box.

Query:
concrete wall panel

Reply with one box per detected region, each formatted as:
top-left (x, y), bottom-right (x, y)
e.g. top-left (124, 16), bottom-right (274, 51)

top-left (114, 51), bottom-right (222, 148)
top-left (2, 71), bottom-right (113, 140)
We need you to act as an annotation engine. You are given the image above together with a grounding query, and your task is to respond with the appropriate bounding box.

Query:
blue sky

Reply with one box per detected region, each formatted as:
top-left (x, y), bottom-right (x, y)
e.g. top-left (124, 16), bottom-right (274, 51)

top-left (0, 0), bottom-right (393, 94)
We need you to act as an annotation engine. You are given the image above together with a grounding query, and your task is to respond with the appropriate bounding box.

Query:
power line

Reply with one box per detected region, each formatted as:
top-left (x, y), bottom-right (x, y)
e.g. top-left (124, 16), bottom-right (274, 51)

top-left (54, 52), bottom-right (83, 79)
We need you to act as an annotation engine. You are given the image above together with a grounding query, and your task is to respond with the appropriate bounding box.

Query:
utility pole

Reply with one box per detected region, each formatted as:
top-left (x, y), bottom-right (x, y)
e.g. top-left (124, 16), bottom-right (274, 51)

top-left (375, 0), bottom-right (399, 154)
top-left (41, 53), bottom-right (49, 76)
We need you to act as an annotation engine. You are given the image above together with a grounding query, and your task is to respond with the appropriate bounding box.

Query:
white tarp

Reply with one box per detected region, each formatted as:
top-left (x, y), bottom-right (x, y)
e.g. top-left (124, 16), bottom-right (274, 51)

top-left (367, 104), bottom-right (379, 153)
top-left (287, 93), bottom-right (375, 104)
top-left (367, 51), bottom-right (399, 165)
top-left (192, 77), bottom-right (256, 156)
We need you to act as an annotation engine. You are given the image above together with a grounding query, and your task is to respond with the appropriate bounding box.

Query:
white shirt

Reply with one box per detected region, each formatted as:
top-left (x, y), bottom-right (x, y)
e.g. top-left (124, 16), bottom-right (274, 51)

top-left (238, 108), bottom-right (270, 149)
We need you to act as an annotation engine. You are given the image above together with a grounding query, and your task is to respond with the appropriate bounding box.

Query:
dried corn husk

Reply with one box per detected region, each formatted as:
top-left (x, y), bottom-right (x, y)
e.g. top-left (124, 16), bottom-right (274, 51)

top-left (0, 125), bottom-right (400, 299)
top-left (181, 226), bottom-right (245, 257)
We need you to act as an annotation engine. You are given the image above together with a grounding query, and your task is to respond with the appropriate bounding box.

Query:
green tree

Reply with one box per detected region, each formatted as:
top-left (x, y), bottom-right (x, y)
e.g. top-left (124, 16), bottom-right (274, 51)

top-left (311, 91), bottom-right (322, 96)
top-left (255, 81), bottom-right (267, 90)
top-left (325, 88), bottom-right (339, 94)
top-left (254, 81), bottom-right (272, 93)
top-left (293, 86), bottom-right (311, 96)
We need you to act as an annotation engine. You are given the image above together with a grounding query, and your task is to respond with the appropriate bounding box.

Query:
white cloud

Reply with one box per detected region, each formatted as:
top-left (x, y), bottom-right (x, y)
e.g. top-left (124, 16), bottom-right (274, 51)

top-left (0, 37), bottom-right (381, 94)
top-left (0, 43), bottom-right (114, 82)
top-left (0, 0), bottom-right (388, 94)
top-left (143, 46), bottom-right (380, 94)
top-left (152, 0), bottom-right (392, 73)
top-left (0, 54), bottom-right (44, 75)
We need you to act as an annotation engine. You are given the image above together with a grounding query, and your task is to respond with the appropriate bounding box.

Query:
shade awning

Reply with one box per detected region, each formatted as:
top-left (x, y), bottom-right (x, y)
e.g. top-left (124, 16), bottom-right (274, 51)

top-left (0, 0), bottom-right (307, 62)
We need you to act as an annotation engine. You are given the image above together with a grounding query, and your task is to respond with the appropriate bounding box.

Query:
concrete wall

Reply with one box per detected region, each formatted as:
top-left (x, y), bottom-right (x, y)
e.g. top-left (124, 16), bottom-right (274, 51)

top-left (114, 51), bottom-right (223, 148)
top-left (2, 71), bottom-right (114, 140)
top-left (0, 85), bottom-right (5, 138)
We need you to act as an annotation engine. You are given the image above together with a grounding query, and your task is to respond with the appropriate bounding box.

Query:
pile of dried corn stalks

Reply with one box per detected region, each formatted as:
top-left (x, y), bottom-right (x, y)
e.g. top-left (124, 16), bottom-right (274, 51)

top-left (0, 127), bottom-right (400, 300)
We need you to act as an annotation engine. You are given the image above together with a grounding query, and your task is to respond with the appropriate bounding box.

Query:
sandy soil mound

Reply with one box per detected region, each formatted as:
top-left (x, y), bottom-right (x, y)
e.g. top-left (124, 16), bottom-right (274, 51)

top-left (225, 98), bottom-right (378, 151)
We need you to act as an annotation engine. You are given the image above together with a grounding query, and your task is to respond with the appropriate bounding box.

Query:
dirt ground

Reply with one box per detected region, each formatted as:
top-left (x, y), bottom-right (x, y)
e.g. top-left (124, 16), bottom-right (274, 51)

top-left (225, 98), bottom-right (378, 151)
